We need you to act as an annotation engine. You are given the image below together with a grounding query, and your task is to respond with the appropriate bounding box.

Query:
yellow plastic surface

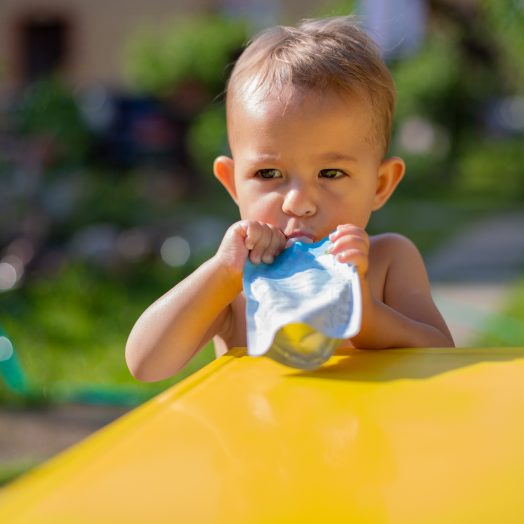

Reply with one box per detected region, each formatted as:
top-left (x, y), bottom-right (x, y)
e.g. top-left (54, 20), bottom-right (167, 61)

top-left (2, 347), bottom-right (524, 523)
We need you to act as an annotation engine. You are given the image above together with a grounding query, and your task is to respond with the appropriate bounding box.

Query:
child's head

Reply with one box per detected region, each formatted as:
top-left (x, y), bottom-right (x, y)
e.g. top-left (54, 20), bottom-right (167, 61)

top-left (227, 16), bottom-right (396, 157)
top-left (214, 16), bottom-right (405, 241)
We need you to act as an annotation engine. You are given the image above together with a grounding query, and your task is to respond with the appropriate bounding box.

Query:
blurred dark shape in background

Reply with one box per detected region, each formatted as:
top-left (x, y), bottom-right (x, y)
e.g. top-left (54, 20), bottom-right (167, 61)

top-left (85, 90), bottom-right (190, 172)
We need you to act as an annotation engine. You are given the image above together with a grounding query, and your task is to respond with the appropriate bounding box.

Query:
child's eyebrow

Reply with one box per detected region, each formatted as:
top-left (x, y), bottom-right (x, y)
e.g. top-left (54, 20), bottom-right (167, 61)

top-left (248, 152), bottom-right (358, 164)
top-left (317, 152), bottom-right (358, 163)
top-left (249, 153), bottom-right (281, 164)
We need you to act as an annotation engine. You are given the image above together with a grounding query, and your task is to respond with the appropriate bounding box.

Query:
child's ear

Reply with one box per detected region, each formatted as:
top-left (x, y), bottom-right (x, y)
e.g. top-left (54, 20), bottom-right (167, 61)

top-left (372, 157), bottom-right (405, 211)
top-left (213, 155), bottom-right (237, 204)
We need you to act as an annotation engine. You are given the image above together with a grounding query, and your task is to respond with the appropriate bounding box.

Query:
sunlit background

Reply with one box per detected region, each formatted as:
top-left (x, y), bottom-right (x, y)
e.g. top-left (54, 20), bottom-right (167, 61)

top-left (1, 0), bottom-right (524, 483)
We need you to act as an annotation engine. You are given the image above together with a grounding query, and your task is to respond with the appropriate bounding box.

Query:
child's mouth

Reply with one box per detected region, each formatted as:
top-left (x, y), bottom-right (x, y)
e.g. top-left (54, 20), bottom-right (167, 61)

top-left (285, 232), bottom-right (315, 247)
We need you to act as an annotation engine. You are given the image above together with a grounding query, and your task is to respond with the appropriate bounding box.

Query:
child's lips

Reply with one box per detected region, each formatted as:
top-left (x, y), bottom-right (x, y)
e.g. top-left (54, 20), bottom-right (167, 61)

top-left (285, 231), bottom-right (315, 247)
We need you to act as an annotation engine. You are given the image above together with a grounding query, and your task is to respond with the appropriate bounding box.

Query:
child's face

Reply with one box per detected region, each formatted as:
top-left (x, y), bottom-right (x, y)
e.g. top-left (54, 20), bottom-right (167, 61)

top-left (215, 90), bottom-right (404, 241)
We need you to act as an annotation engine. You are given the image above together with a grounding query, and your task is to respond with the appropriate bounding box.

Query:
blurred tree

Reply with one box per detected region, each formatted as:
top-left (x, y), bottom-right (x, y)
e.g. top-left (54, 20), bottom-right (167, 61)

top-left (187, 102), bottom-right (228, 176)
top-left (124, 15), bottom-right (247, 97)
top-left (390, 0), bottom-right (524, 202)
top-left (325, 0), bottom-right (357, 16)
top-left (456, 137), bottom-right (524, 202)
top-left (0, 77), bottom-right (92, 255)
top-left (481, 0), bottom-right (524, 91)
top-left (13, 76), bottom-right (91, 170)
top-left (124, 15), bottom-right (247, 182)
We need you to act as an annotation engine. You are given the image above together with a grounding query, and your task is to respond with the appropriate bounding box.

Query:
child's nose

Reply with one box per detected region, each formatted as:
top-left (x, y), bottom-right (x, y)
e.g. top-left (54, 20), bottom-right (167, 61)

top-left (282, 186), bottom-right (317, 217)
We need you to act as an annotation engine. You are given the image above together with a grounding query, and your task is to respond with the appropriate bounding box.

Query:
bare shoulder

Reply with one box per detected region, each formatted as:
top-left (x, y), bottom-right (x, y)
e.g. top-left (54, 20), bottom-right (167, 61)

top-left (370, 232), bottom-right (429, 294)
top-left (368, 233), bottom-right (424, 288)
top-left (370, 232), bottom-right (422, 263)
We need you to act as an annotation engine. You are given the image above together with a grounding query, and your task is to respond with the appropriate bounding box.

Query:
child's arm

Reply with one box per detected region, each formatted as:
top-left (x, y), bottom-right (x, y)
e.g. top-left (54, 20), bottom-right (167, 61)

top-left (125, 220), bottom-right (286, 381)
top-left (329, 226), bottom-right (454, 348)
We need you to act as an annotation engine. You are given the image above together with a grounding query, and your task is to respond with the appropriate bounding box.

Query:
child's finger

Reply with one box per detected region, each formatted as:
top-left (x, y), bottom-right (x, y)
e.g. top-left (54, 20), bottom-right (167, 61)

top-left (243, 221), bottom-right (262, 250)
top-left (261, 227), bottom-right (286, 264)
top-left (329, 224), bottom-right (367, 243)
top-left (334, 248), bottom-right (369, 276)
top-left (248, 224), bottom-right (273, 264)
top-left (328, 234), bottom-right (368, 255)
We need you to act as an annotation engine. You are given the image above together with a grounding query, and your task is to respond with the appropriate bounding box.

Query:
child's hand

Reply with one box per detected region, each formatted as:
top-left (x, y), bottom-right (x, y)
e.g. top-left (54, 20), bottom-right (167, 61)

top-left (215, 220), bottom-right (287, 277)
top-left (328, 224), bottom-right (370, 279)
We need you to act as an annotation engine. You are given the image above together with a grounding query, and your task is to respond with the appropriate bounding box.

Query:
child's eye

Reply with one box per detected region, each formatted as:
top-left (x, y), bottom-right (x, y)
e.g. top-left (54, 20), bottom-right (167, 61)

top-left (256, 168), bottom-right (283, 179)
top-left (319, 169), bottom-right (346, 179)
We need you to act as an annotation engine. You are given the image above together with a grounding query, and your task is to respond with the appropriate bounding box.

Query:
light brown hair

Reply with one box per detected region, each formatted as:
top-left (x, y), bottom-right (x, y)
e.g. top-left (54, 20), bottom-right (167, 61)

top-left (226, 16), bottom-right (396, 156)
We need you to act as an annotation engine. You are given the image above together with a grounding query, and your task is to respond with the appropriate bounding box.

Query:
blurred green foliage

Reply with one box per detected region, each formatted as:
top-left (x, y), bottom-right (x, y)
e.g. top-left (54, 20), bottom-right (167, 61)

top-left (0, 460), bottom-right (39, 487)
top-left (124, 14), bottom-right (247, 181)
top-left (393, 34), bottom-right (461, 125)
top-left (389, 0), bottom-right (524, 202)
top-left (187, 103), bottom-right (228, 175)
top-left (13, 76), bottom-right (91, 169)
top-left (69, 169), bottom-right (160, 231)
top-left (324, 0), bottom-right (357, 16)
top-left (124, 15), bottom-right (247, 95)
top-left (456, 137), bottom-right (524, 202)
top-left (0, 261), bottom-right (214, 407)
top-left (474, 277), bottom-right (524, 346)
top-left (484, 0), bottom-right (524, 90)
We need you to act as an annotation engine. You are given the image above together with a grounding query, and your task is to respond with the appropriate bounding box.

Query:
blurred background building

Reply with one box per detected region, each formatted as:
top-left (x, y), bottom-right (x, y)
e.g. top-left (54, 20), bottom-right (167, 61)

top-left (0, 0), bottom-right (329, 92)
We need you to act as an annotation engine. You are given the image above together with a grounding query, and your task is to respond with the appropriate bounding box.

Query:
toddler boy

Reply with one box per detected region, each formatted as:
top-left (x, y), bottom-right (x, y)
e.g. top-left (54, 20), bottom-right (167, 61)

top-left (126, 16), bottom-right (454, 382)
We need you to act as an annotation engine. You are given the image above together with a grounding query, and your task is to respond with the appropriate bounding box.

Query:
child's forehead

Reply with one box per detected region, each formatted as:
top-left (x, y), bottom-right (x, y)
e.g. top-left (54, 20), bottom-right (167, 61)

top-left (226, 89), bottom-right (382, 163)
top-left (230, 87), bottom-right (370, 127)
top-left (227, 87), bottom-right (375, 144)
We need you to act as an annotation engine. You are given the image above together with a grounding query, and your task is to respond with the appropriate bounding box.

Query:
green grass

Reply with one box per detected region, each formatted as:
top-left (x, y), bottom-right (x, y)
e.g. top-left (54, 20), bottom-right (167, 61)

top-left (0, 459), bottom-right (40, 487)
top-left (0, 260), bottom-right (215, 408)
top-left (473, 277), bottom-right (524, 347)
